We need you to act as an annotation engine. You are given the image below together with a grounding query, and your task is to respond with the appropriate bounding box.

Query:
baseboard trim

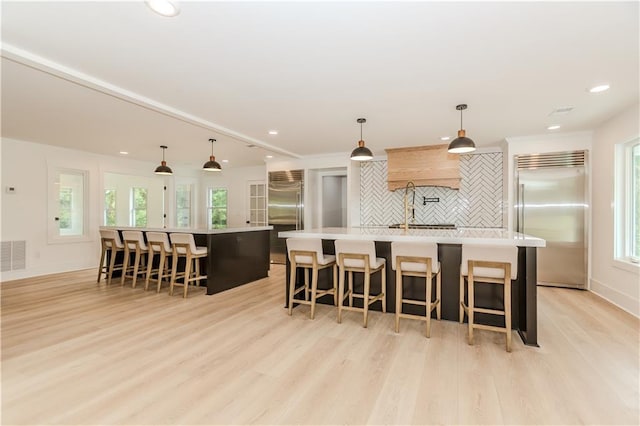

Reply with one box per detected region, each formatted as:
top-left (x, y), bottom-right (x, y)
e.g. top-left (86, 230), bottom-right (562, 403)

top-left (589, 277), bottom-right (639, 318)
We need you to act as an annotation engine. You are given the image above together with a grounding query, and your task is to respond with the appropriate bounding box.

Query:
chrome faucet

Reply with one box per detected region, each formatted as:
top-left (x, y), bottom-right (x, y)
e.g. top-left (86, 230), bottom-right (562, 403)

top-left (403, 181), bottom-right (416, 231)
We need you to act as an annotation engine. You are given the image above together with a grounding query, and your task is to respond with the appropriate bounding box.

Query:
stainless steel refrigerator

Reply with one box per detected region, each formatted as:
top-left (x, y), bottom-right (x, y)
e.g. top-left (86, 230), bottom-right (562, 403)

top-left (268, 170), bottom-right (304, 264)
top-left (515, 150), bottom-right (588, 289)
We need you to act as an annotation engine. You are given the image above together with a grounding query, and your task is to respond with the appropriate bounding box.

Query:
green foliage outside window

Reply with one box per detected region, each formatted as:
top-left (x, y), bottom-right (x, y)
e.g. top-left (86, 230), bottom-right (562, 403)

top-left (59, 187), bottom-right (72, 229)
top-left (209, 188), bottom-right (227, 228)
top-left (132, 187), bottom-right (148, 227)
top-left (104, 189), bottom-right (117, 226)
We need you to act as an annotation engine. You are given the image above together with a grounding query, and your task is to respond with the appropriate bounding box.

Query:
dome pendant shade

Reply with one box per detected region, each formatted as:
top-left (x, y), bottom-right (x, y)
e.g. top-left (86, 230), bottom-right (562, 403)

top-left (154, 145), bottom-right (173, 175)
top-left (448, 104), bottom-right (476, 154)
top-left (350, 118), bottom-right (373, 161)
top-left (203, 138), bottom-right (222, 171)
top-left (351, 140), bottom-right (373, 161)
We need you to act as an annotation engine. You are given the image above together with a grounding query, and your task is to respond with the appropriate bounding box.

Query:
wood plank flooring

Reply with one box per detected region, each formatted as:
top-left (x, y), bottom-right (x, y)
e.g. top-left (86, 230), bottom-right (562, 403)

top-left (1, 266), bottom-right (638, 425)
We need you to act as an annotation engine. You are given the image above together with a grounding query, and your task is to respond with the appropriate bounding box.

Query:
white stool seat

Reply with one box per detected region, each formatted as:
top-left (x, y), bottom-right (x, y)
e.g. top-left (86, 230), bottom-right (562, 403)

top-left (391, 241), bottom-right (441, 337)
top-left (287, 238), bottom-right (337, 319)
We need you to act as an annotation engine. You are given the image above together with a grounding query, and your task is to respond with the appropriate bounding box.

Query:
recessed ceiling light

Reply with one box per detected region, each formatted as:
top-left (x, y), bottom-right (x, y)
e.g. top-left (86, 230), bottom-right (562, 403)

top-left (119, 151), bottom-right (128, 155)
top-left (268, 130), bottom-right (278, 135)
top-left (440, 136), bottom-right (450, 141)
top-left (589, 84), bottom-right (610, 93)
top-left (265, 155), bottom-right (273, 159)
top-left (146, 0), bottom-right (180, 17)
top-left (222, 159), bottom-right (229, 163)
top-left (547, 125), bottom-right (561, 130)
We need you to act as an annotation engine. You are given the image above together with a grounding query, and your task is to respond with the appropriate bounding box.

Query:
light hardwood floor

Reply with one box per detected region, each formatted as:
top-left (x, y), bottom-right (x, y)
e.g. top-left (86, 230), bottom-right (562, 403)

top-left (1, 266), bottom-right (638, 425)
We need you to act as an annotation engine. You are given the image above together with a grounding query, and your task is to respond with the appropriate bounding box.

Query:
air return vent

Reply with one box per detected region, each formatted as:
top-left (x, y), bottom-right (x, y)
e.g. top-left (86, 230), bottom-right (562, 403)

top-left (268, 170), bottom-right (304, 182)
top-left (1, 240), bottom-right (26, 271)
top-left (516, 150), bottom-right (585, 170)
top-left (549, 106), bottom-right (575, 116)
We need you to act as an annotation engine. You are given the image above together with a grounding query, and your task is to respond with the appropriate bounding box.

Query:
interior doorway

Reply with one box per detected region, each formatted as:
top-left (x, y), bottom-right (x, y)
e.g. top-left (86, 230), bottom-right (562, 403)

top-left (322, 175), bottom-right (347, 227)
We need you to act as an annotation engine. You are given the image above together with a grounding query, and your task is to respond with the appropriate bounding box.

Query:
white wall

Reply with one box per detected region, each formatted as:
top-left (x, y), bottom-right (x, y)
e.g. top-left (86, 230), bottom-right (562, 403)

top-left (590, 103), bottom-right (640, 317)
top-left (199, 165), bottom-right (267, 227)
top-left (103, 172), bottom-right (165, 227)
top-left (0, 138), bottom-right (170, 281)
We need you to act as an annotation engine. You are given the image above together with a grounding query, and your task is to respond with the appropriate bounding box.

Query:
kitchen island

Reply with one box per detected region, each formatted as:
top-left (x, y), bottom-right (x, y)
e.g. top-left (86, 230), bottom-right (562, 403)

top-left (279, 227), bottom-right (545, 346)
top-left (101, 225), bottom-right (272, 295)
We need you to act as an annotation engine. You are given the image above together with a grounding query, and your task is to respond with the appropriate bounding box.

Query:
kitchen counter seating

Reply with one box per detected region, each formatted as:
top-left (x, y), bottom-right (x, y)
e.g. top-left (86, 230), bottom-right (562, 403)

top-left (280, 227), bottom-right (545, 346)
top-left (100, 225), bottom-right (271, 295)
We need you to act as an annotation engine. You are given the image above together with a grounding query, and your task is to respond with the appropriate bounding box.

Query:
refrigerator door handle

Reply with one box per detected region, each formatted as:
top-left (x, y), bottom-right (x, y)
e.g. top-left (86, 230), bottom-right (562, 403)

top-left (516, 183), bottom-right (525, 233)
top-left (520, 184), bottom-right (525, 233)
top-left (295, 192), bottom-right (301, 230)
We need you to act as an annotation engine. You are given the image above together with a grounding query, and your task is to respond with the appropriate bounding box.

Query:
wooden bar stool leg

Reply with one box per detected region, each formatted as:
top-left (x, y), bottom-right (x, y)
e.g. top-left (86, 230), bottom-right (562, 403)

top-left (337, 267), bottom-right (345, 324)
top-left (303, 268), bottom-right (309, 301)
top-left (169, 252), bottom-right (178, 296)
top-left (156, 252), bottom-right (166, 292)
top-left (332, 264), bottom-right (338, 306)
top-left (144, 251), bottom-right (154, 291)
top-left (505, 277), bottom-right (512, 352)
top-left (381, 267), bottom-right (386, 313)
top-left (436, 272), bottom-right (442, 320)
top-left (183, 254), bottom-right (192, 298)
top-left (348, 271), bottom-right (353, 307)
top-left (363, 269), bottom-right (371, 328)
top-left (425, 271), bottom-right (433, 338)
top-left (194, 259), bottom-right (201, 287)
top-left (468, 275), bottom-right (475, 345)
top-left (97, 246), bottom-right (106, 283)
top-left (132, 250), bottom-right (141, 288)
top-left (310, 266), bottom-right (318, 320)
top-left (107, 249), bottom-right (117, 285)
top-left (121, 248), bottom-right (130, 286)
top-left (395, 267), bottom-right (402, 333)
top-left (459, 274), bottom-right (464, 323)
top-left (288, 264), bottom-right (297, 316)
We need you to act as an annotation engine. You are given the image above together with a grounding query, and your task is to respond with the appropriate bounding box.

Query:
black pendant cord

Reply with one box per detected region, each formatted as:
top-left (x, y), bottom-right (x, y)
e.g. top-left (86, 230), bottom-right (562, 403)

top-left (360, 122), bottom-right (363, 140)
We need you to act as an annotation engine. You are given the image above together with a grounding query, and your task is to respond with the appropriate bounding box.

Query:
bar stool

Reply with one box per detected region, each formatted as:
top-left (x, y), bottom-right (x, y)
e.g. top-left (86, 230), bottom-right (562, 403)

top-left (335, 240), bottom-right (386, 328)
top-left (145, 232), bottom-right (173, 293)
top-left (459, 244), bottom-right (518, 352)
top-left (169, 233), bottom-right (207, 298)
top-left (391, 241), bottom-right (441, 338)
top-left (121, 230), bottom-right (149, 288)
top-left (287, 238), bottom-right (337, 319)
top-left (97, 229), bottom-right (125, 285)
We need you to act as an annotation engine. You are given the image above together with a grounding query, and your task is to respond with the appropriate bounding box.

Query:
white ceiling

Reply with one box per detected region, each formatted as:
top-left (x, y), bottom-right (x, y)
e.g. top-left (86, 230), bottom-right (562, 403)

top-left (1, 1), bottom-right (638, 168)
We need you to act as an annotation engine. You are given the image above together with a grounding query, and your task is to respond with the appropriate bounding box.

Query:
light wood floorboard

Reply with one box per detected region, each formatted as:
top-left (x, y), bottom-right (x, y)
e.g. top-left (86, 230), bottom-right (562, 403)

top-left (1, 266), bottom-right (638, 425)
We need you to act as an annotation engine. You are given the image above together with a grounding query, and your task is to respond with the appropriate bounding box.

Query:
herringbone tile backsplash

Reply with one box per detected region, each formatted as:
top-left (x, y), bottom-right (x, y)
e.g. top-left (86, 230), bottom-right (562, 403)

top-left (360, 153), bottom-right (503, 228)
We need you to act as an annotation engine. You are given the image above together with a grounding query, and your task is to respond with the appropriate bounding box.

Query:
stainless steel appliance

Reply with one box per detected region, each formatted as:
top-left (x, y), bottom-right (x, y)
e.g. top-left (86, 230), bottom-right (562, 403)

top-left (515, 150), bottom-right (588, 289)
top-left (268, 170), bottom-right (304, 264)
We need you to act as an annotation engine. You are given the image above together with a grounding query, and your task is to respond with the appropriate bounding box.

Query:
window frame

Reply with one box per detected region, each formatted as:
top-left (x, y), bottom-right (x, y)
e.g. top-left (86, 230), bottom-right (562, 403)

top-left (130, 187), bottom-right (148, 227)
top-left (615, 137), bottom-right (640, 268)
top-left (175, 184), bottom-right (192, 228)
top-left (103, 188), bottom-right (117, 226)
top-left (207, 187), bottom-right (228, 229)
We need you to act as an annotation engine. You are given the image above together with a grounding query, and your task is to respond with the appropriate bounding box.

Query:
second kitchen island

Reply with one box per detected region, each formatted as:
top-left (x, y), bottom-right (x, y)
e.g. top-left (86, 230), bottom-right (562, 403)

top-left (279, 227), bottom-right (545, 346)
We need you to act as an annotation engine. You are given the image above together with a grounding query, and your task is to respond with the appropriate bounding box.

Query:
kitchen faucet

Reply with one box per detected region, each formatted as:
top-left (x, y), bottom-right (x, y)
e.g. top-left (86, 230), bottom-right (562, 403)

top-left (403, 181), bottom-right (416, 231)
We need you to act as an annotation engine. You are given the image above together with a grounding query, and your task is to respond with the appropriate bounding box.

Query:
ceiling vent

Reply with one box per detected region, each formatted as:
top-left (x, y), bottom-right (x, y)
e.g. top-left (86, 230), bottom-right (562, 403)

top-left (246, 144), bottom-right (257, 148)
top-left (549, 106), bottom-right (575, 116)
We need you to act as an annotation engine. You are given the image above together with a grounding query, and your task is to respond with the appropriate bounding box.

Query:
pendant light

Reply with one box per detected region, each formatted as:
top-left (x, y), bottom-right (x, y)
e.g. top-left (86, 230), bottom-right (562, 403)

top-left (447, 104), bottom-right (476, 154)
top-left (350, 118), bottom-right (373, 161)
top-left (203, 138), bottom-right (222, 172)
top-left (154, 145), bottom-right (173, 175)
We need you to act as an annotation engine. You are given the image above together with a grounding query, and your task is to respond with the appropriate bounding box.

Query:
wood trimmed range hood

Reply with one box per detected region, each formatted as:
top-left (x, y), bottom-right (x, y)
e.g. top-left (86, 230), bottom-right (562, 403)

top-left (385, 144), bottom-right (461, 190)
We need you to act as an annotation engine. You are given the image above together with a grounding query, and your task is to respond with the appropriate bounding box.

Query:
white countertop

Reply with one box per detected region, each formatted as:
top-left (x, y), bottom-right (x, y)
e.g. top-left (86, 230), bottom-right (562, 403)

top-left (100, 225), bottom-right (273, 235)
top-left (278, 227), bottom-right (546, 247)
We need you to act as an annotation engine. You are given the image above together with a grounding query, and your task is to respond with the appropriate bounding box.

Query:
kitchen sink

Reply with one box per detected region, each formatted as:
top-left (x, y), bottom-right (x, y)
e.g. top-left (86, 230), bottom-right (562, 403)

top-left (388, 223), bottom-right (456, 230)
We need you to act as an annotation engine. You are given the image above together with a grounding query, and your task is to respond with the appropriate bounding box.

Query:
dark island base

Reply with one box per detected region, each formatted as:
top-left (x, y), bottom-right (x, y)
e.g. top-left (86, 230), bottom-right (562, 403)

top-left (107, 230), bottom-right (270, 296)
top-left (285, 240), bottom-right (538, 346)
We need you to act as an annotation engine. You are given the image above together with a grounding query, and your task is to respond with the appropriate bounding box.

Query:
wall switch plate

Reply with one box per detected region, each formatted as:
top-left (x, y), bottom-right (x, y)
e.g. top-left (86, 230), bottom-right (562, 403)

top-left (423, 197), bottom-right (439, 204)
top-left (5, 186), bottom-right (16, 194)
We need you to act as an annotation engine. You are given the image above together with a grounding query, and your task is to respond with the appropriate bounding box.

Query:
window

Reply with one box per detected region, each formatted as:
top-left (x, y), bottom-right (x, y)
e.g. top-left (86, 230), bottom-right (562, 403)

top-left (616, 138), bottom-right (640, 264)
top-left (48, 168), bottom-right (89, 242)
top-left (207, 188), bottom-right (228, 228)
top-left (131, 187), bottom-right (148, 227)
top-left (176, 184), bottom-right (192, 228)
top-left (104, 189), bottom-right (117, 226)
